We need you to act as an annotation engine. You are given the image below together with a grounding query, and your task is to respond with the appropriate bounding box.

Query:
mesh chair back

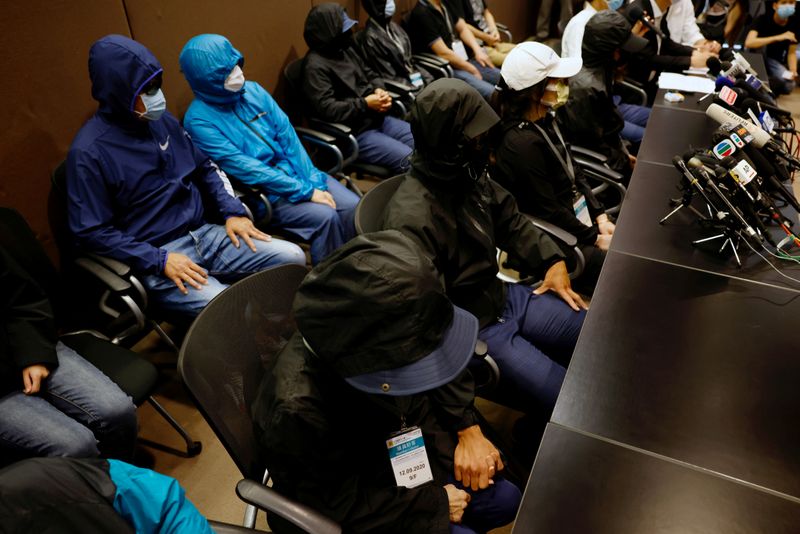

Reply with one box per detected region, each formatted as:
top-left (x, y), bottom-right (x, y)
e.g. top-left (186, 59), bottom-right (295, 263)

top-left (178, 264), bottom-right (309, 480)
top-left (354, 175), bottom-right (404, 235)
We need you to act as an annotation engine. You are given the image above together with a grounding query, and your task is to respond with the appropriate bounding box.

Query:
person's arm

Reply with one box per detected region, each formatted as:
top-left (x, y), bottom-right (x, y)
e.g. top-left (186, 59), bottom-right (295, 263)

top-left (67, 149), bottom-right (167, 274)
top-left (455, 17), bottom-right (492, 67)
top-left (184, 101), bottom-right (314, 203)
top-left (463, 20), bottom-right (499, 45)
top-left (745, 28), bottom-right (797, 49)
top-left (303, 55), bottom-right (372, 124)
top-left (1, 248), bottom-right (59, 377)
top-left (483, 8), bottom-right (501, 40)
top-left (430, 37), bottom-right (481, 76)
top-left (789, 43), bottom-right (798, 76)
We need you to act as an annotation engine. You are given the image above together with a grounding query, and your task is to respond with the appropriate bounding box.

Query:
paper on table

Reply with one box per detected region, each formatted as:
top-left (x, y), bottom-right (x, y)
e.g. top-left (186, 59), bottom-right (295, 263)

top-left (683, 67), bottom-right (710, 76)
top-left (658, 72), bottom-right (716, 94)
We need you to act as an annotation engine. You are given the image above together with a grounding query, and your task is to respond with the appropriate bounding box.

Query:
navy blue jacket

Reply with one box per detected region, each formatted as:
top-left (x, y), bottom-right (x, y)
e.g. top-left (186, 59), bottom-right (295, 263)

top-left (66, 35), bottom-right (246, 274)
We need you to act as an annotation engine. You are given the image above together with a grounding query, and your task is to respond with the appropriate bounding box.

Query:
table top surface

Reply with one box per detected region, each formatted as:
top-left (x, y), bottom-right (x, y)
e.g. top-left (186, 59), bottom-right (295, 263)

top-left (514, 424), bottom-right (800, 533)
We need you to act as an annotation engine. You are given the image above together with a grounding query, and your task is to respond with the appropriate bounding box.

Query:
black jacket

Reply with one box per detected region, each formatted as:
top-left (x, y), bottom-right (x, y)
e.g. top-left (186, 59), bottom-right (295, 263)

top-left (0, 246), bottom-right (58, 396)
top-left (626, 0), bottom-right (694, 79)
top-left (493, 117), bottom-right (605, 246)
top-left (0, 458), bottom-right (134, 534)
top-left (358, 0), bottom-right (433, 86)
top-left (252, 333), bottom-right (480, 534)
top-left (303, 4), bottom-right (386, 134)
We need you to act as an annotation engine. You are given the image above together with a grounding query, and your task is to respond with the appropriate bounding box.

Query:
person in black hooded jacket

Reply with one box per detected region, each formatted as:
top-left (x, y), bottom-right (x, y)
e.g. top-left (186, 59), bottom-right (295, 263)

top-left (358, 0), bottom-right (434, 89)
top-left (302, 3), bottom-right (414, 173)
top-left (561, 10), bottom-right (650, 175)
top-left (381, 79), bottom-right (587, 419)
top-left (252, 230), bottom-right (521, 534)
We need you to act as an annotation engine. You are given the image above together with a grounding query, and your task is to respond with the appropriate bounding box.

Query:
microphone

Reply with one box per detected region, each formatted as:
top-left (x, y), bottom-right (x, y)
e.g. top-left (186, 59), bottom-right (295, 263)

top-left (719, 48), bottom-right (735, 62)
top-left (734, 78), bottom-right (777, 108)
top-left (706, 103), bottom-right (772, 147)
top-left (707, 57), bottom-right (733, 77)
top-left (627, 4), bottom-right (665, 38)
top-left (715, 75), bottom-right (736, 90)
top-left (739, 97), bottom-right (791, 121)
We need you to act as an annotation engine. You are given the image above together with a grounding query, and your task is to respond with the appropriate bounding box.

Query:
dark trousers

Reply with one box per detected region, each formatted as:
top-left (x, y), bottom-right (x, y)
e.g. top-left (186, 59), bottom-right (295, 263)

top-left (450, 477), bottom-right (521, 534)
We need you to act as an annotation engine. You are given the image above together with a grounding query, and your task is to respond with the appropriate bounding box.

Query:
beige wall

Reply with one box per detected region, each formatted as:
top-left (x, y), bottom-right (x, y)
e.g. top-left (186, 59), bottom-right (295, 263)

top-left (0, 0), bottom-right (534, 262)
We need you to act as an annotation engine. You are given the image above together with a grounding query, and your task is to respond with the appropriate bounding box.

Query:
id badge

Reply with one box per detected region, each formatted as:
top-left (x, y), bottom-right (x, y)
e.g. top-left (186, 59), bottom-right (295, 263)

top-left (573, 194), bottom-right (592, 227)
top-left (386, 426), bottom-right (434, 488)
top-left (452, 40), bottom-right (469, 62)
top-left (409, 71), bottom-right (424, 89)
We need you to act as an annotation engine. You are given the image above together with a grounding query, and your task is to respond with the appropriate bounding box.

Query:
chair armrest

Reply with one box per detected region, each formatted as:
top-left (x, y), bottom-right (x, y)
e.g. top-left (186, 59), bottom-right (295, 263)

top-left (413, 53), bottom-right (449, 67)
top-left (86, 253), bottom-right (132, 277)
top-left (75, 256), bottom-right (132, 293)
top-left (615, 79), bottom-right (647, 106)
top-left (495, 23), bottom-right (513, 42)
top-left (382, 79), bottom-right (416, 94)
top-left (570, 145), bottom-right (608, 164)
top-left (525, 215), bottom-right (579, 247)
top-left (236, 479), bottom-right (342, 534)
top-left (574, 157), bottom-right (625, 182)
top-left (309, 120), bottom-right (352, 136)
top-left (295, 127), bottom-right (337, 144)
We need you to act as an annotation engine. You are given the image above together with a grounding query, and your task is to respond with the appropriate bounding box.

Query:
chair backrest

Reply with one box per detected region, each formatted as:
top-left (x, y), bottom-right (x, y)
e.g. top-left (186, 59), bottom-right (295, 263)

top-left (354, 175), bottom-right (405, 235)
top-left (283, 59), bottom-right (308, 125)
top-left (178, 263), bottom-right (309, 481)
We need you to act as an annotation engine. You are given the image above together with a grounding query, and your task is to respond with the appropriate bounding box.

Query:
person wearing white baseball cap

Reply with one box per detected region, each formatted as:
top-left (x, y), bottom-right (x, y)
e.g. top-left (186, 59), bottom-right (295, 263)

top-left (494, 41), bottom-right (613, 295)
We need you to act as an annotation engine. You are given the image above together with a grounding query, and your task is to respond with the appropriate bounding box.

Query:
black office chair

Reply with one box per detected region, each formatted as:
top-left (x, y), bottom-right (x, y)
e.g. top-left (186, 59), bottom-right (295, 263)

top-left (0, 206), bottom-right (201, 458)
top-left (178, 263), bottom-right (340, 533)
top-left (568, 146), bottom-right (628, 216)
top-left (283, 58), bottom-right (397, 182)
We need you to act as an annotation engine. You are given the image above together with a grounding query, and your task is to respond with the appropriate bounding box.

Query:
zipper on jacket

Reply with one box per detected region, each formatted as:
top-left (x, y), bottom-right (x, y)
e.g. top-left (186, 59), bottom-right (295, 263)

top-left (233, 108), bottom-right (282, 155)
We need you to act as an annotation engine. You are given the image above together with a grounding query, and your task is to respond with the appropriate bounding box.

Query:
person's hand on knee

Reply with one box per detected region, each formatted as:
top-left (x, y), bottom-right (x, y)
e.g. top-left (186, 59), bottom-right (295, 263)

top-left (534, 260), bottom-right (588, 311)
top-left (454, 425), bottom-right (505, 491)
top-left (311, 189), bottom-right (337, 209)
top-left (164, 252), bottom-right (208, 294)
top-left (22, 364), bottom-right (50, 395)
top-left (445, 484), bottom-right (471, 523)
top-left (225, 216), bottom-right (272, 251)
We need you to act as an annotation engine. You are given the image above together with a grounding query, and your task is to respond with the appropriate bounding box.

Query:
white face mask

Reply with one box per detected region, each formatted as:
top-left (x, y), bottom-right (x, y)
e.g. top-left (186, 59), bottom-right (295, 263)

top-left (136, 88), bottom-right (167, 121)
top-left (224, 65), bottom-right (246, 92)
top-left (385, 0), bottom-right (396, 18)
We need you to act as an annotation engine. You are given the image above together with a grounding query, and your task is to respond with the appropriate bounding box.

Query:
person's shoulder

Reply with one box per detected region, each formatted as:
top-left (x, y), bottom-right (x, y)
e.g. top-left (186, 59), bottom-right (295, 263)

top-left (68, 114), bottom-right (116, 153)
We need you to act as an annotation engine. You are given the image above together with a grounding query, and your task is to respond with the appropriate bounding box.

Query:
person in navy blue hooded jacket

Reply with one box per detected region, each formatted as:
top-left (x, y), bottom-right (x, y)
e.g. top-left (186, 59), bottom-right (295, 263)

top-left (66, 35), bottom-right (306, 316)
top-left (179, 34), bottom-right (359, 265)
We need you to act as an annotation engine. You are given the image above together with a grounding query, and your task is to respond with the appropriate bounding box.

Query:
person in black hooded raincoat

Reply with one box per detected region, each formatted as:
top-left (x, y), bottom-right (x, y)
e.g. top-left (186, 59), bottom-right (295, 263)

top-left (302, 3), bottom-right (414, 174)
top-left (252, 230), bottom-right (521, 534)
top-left (357, 0), bottom-right (434, 89)
top-left (381, 78), bottom-right (587, 422)
top-left (560, 10), bottom-right (650, 175)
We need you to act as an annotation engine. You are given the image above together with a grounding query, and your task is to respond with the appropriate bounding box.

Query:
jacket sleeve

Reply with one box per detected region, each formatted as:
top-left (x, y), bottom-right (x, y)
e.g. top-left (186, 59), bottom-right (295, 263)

top-left (487, 178), bottom-right (565, 274)
top-left (1, 247), bottom-right (58, 371)
top-left (303, 55), bottom-right (370, 125)
top-left (653, 37), bottom-right (694, 72)
top-left (428, 369), bottom-right (481, 432)
top-left (67, 148), bottom-right (167, 274)
top-left (183, 129), bottom-right (248, 220)
top-left (185, 102), bottom-right (315, 203)
top-left (500, 135), bottom-right (598, 245)
top-left (575, 168), bottom-right (606, 221)
top-left (257, 84), bottom-right (330, 194)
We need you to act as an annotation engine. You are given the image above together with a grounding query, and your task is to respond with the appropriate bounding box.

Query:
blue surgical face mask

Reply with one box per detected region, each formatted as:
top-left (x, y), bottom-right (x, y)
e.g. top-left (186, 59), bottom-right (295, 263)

top-left (385, 0), bottom-right (396, 18)
top-left (607, 0), bottom-right (624, 10)
top-left (776, 4), bottom-right (795, 19)
top-left (136, 88), bottom-right (166, 121)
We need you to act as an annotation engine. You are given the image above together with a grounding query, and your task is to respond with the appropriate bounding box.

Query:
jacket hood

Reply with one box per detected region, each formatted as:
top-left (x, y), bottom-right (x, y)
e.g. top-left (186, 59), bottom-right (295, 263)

top-left (180, 34), bottom-right (244, 106)
top-left (362, 0), bottom-right (389, 23)
top-left (582, 10), bottom-right (643, 68)
top-left (410, 79), bottom-right (500, 182)
top-left (89, 35), bottom-right (163, 120)
top-left (304, 3), bottom-right (348, 52)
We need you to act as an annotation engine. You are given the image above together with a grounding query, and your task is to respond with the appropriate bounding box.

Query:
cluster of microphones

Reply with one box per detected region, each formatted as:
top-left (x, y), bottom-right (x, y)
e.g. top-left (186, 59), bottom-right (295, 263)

top-left (666, 95), bottom-right (800, 264)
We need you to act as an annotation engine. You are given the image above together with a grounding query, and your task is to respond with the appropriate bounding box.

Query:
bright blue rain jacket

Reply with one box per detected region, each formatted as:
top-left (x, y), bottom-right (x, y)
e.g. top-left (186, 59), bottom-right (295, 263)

top-left (180, 34), bottom-right (329, 205)
top-left (67, 35), bottom-right (246, 274)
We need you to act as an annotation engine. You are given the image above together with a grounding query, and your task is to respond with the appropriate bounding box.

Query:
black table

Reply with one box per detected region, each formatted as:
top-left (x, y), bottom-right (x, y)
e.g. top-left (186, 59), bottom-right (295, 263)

top-left (637, 106), bottom-right (720, 165)
top-left (552, 250), bottom-right (800, 499)
top-left (514, 424), bottom-right (800, 533)
top-left (611, 161), bottom-right (800, 291)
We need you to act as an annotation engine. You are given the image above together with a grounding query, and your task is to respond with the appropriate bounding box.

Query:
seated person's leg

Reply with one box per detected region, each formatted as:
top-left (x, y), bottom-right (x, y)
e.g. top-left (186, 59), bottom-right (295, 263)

top-left (270, 198), bottom-right (348, 265)
top-left (518, 286), bottom-right (586, 367)
top-left (621, 120), bottom-right (646, 144)
top-left (458, 477), bottom-right (522, 533)
top-left (379, 115), bottom-right (415, 149)
top-left (468, 59), bottom-right (502, 86)
top-left (452, 68), bottom-right (497, 100)
top-left (355, 127), bottom-right (414, 173)
top-left (766, 57), bottom-right (795, 95)
top-left (0, 390), bottom-right (100, 458)
top-left (617, 103), bottom-right (651, 128)
top-left (44, 342), bottom-right (138, 460)
top-left (191, 223), bottom-right (306, 279)
top-left (325, 176), bottom-right (359, 239)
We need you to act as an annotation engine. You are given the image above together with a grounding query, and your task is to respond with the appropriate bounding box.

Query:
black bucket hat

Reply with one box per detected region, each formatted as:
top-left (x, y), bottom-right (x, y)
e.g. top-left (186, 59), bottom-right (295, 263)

top-left (294, 230), bottom-right (479, 396)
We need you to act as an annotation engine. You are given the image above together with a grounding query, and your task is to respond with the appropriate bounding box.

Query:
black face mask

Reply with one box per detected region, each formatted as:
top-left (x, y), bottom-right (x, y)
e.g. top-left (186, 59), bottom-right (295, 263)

top-left (463, 135), bottom-right (491, 182)
top-left (332, 30), bottom-right (354, 51)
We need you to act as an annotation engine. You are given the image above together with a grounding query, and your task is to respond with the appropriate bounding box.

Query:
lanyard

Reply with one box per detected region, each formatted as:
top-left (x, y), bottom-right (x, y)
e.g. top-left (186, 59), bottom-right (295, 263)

top-left (531, 119), bottom-right (575, 185)
top-left (432, 0), bottom-right (457, 41)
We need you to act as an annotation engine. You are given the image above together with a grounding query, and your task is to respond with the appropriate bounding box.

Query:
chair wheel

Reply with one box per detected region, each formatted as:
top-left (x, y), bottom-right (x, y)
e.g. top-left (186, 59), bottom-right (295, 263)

top-left (187, 441), bottom-right (202, 457)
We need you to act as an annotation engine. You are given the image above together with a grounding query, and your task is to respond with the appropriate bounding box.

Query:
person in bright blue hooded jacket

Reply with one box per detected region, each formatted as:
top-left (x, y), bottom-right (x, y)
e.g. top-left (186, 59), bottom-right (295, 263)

top-left (179, 34), bottom-right (359, 265)
top-left (66, 35), bottom-right (305, 316)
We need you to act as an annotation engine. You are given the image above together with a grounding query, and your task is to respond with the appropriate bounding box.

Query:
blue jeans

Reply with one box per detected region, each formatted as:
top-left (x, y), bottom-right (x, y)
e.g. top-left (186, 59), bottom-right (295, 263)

top-left (355, 115), bottom-right (414, 174)
top-left (450, 477), bottom-right (521, 534)
top-left (0, 342), bottom-right (137, 459)
top-left (766, 57), bottom-right (796, 96)
top-left (479, 284), bottom-right (586, 414)
top-left (616, 100), bottom-right (651, 144)
top-left (453, 59), bottom-right (502, 101)
top-left (142, 223), bottom-right (306, 316)
top-left (271, 177), bottom-right (359, 264)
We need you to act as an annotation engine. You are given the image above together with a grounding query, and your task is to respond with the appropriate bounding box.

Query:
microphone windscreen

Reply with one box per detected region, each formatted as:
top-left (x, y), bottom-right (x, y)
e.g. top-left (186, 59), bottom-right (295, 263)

top-left (707, 56), bottom-right (722, 76)
top-left (715, 75), bottom-right (735, 90)
top-left (719, 48), bottom-right (734, 61)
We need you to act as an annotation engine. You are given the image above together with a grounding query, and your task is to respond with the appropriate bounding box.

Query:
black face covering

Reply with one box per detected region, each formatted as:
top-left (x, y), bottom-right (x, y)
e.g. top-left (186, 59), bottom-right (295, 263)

top-left (464, 134), bottom-right (491, 183)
